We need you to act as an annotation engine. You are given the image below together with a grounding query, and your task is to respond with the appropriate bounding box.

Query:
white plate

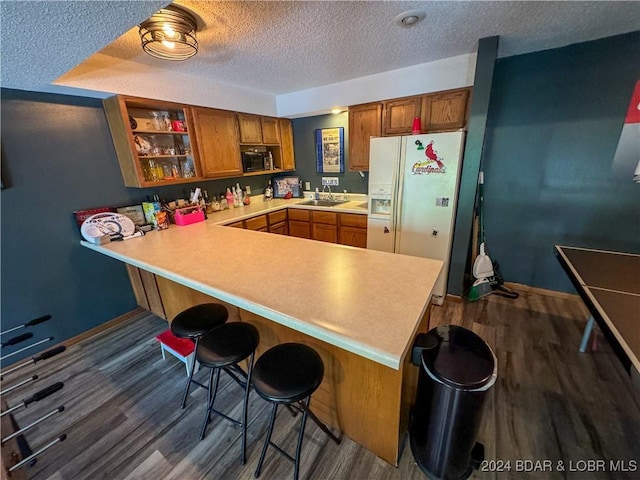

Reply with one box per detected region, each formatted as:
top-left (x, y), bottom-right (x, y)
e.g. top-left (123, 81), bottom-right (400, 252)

top-left (81, 213), bottom-right (136, 242)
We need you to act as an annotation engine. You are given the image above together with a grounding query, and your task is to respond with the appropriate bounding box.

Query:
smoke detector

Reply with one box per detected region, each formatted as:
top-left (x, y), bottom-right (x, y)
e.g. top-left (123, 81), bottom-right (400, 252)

top-left (395, 10), bottom-right (426, 28)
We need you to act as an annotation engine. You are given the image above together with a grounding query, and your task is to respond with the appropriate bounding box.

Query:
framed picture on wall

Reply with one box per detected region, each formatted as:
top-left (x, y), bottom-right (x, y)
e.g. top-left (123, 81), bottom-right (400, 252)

top-left (315, 127), bottom-right (344, 173)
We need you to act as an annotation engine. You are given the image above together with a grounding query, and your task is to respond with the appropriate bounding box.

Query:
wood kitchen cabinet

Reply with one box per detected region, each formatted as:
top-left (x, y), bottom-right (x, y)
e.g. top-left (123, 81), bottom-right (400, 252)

top-left (103, 95), bottom-right (202, 188)
top-left (347, 87), bottom-right (471, 171)
top-left (237, 114), bottom-right (263, 144)
top-left (288, 209), bottom-right (311, 239)
top-left (421, 88), bottom-right (470, 132)
top-left (278, 118), bottom-right (296, 171)
top-left (348, 102), bottom-right (383, 171)
top-left (268, 210), bottom-right (288, 235)
top-left (311, 211), bottom-right (338, 243)
top-left (338, 213), bottom-right (368, 248)
top-left (244, 215), bottom-right (268, 232)
top-left (191, 107), bottom-right (243, 178)
top-left (382, 96), bottom-right (422, 136)
top-left (261, 117), bottom-right (280, 144)
top-left (238, 114), bottom-right (281, 145)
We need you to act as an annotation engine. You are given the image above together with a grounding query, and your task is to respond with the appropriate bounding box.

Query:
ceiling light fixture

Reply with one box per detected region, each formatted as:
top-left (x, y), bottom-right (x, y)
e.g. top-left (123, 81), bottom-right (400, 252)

top-left (394, 10), bottom-right (426, 28)
top-left (139, 4), bottom-right (198, 61)
top-left (331, 108), bottom-right (343, 115)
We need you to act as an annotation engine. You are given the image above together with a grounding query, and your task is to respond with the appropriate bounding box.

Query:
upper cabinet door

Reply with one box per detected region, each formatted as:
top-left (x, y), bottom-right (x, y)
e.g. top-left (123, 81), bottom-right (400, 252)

top-left (382, 96), bottom-right (422, 136)
top-left (348, 102), bottom-right (382, 171)
top-left (191, 107), bottom-right (243, 178)
top-left (237, 114), bottom-right (262, 143)
top-left (278, 118), bottom-right (296, 171)
top-left (421, 88), bottom-right (471, 132)
top-left (261, 117), bottom-right (280, 144)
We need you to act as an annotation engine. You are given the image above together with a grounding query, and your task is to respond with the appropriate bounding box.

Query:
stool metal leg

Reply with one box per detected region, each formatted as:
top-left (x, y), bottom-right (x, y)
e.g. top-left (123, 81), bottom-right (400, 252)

top-left (293, 397), bottom-right (311, 480)
top-left (241, 351), bottom-right (255, 465)
top-left (255, 403), bottom-right (278, 478)
top-left (299, 400), bottom-right (341, 445)
top-left (181, 337), bottom-right (199, 409)
top-left (199, 368), bottom-right (221, 440)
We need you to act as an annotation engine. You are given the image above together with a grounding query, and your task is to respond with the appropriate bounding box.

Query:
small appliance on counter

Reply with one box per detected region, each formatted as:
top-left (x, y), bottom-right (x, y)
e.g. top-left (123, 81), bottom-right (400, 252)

top-left (241, 147), bottom-right (271, 173)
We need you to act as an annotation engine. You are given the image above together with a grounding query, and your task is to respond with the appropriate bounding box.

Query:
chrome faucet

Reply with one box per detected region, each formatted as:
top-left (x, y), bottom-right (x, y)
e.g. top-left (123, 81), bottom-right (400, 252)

top-left (321, 185), bottom-right (333, 201)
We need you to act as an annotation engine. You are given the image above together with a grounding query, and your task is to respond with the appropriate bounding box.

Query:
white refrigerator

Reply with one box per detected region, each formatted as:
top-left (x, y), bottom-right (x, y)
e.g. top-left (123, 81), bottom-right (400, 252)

top-left (367, 132), bottom-right (465, 304)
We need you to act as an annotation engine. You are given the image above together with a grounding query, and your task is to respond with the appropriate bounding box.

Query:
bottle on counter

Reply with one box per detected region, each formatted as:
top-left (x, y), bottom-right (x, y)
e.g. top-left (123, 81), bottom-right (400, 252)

top-left (212, 195), bottom-right (221, 212)
top-left (226, 188), bottom-right (234, 208)
top-left (243, 188), bottom-right (251, 205)
top-left (235, 183), bottom-right (243, 206)
top-left (315, 187), bottom-right (320, 200)
top-left (264, 180), bottom-right (273, 201)
top-left (220, 192), bottom-right (228, 210)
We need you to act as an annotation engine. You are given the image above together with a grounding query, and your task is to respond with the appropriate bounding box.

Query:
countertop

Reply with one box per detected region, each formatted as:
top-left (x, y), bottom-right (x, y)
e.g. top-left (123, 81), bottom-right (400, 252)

top-left (81, 196), bottom-right (443, 370)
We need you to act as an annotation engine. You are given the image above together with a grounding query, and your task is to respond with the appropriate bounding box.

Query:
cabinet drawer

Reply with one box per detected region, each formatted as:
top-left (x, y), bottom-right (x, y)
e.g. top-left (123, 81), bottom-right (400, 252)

top-left (311, 211), bottom-right (337, 225)
top-left (244, 215), bottom-right (268, 231)
top-left (340, 213), bottom-right (367, 228)
top-left (288, 209), bottom-right (310, 221)
top-left (268, 209), bottom-right (287, 225)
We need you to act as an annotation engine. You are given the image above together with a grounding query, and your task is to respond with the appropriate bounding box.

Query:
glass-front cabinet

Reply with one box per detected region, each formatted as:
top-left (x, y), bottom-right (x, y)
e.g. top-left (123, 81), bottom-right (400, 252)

top-left (103, 96), bottom-right (202, 188)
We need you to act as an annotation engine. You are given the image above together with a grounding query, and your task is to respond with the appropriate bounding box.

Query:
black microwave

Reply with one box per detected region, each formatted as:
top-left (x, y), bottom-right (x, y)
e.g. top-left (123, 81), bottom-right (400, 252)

top-left (242, 151), bottom-right (268, 173)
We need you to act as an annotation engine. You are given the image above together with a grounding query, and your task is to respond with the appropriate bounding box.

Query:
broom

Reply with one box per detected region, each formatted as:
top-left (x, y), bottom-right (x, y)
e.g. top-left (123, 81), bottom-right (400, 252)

top-left (467, 172), bottom-right (494, 301)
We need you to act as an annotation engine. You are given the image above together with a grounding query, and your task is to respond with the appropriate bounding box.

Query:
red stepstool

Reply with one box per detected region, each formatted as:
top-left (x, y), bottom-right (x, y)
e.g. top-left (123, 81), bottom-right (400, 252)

top-left (155, 329), bottom-right (199, 376)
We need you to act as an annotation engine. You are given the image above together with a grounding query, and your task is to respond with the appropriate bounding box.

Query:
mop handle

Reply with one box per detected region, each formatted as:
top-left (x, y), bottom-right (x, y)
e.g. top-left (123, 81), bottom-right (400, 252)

top-left (1, 406), bottom-right (64, 444)
top-left (0, 375), bottom-right (38, 396)
top-left (0, 382), bottom-right (64, 417)
top-left (1, 332), bottom-right (34, 348)
top-left (0, 337), bottom-right (54, 361)
top-left (8, 434), bottom-right (67, 472)
top-left (0, 315), bottom-right (52, 336)
top-left (0, 345), bottom-right (66, 379)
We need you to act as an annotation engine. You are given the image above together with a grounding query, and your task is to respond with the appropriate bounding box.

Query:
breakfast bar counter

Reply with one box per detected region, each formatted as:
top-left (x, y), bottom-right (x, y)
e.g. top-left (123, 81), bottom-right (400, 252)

top-left (81, 220), bottom-right (443, 465)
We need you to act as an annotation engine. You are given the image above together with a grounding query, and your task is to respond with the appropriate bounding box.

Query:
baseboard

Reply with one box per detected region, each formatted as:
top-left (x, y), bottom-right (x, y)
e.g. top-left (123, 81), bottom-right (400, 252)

top-left (446, 284), bottom-right (577, 304)
top-left (504, 282), bottom-right (580, 300)
top-left (61, 308), bottom-right (147, 348)
top-left (445, 294), bottom-right (463, 304)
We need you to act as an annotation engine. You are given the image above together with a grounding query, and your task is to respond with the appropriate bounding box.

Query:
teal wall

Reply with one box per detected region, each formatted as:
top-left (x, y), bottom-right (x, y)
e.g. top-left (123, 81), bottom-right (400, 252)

top-left (482, 31), bottom-right (640, 291)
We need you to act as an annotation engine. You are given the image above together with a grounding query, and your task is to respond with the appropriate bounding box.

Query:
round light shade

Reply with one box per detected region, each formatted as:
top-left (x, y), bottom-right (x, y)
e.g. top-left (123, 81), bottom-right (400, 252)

top-left (139, 4), bottom-right (198, 61)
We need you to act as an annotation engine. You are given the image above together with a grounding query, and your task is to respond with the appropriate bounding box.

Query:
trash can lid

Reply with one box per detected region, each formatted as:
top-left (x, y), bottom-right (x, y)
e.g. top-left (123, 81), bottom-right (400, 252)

top-left (421, 325), bottom-right (495, 389)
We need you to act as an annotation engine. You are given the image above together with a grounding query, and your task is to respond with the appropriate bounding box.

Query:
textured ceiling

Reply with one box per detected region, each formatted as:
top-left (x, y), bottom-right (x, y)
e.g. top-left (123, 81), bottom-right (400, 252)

top-left (2, 1), bottom-right (639, 96)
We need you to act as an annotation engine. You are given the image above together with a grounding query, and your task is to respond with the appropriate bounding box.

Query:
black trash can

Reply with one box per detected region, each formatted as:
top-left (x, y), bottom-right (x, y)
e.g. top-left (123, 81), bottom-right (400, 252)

top-left (410, 325), bottom-right (497, 480)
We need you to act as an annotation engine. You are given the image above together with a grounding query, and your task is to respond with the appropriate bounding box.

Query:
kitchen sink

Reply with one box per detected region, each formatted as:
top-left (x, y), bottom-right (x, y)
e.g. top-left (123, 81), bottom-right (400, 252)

top-left (297, 199), bottom-right (348, 207)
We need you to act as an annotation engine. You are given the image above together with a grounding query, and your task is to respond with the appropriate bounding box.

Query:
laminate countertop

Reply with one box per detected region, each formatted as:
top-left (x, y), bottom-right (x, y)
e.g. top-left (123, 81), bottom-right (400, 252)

top-left (81, 197), bottom-right (443, 370)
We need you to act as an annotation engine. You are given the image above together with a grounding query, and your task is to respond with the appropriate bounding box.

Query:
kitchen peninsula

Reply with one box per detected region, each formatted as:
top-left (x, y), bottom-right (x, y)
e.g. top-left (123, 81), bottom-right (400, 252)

top-left (80, 201), bottom-right (443, 465)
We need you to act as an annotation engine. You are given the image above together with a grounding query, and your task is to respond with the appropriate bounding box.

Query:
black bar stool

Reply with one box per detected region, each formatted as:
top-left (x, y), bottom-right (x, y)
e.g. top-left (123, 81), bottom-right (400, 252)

top-left (252, 343), bottom-right (341, 480)
top-left (170, 303), bottom-right (228, 408)
top-left (196, 321), bottom-right (260, 465)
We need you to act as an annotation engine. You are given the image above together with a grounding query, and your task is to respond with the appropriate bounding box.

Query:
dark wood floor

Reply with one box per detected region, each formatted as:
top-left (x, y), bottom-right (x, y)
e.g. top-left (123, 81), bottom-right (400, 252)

top-left (3, 288), bottom-right (639, 479)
